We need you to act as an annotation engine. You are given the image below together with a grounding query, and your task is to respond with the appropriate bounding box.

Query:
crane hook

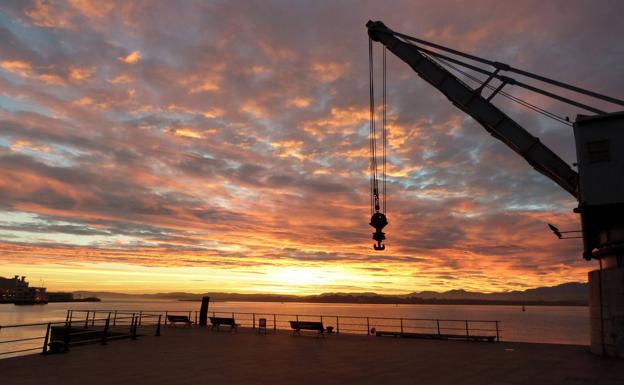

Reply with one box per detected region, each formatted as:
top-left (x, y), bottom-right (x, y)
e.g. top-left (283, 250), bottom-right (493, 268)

top-left (370, 212), bottom-right (388, 251)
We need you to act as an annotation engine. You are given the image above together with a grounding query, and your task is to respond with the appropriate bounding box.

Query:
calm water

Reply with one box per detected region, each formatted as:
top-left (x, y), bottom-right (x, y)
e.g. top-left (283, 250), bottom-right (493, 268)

top-left (0, 300), bottom-right (589, 356)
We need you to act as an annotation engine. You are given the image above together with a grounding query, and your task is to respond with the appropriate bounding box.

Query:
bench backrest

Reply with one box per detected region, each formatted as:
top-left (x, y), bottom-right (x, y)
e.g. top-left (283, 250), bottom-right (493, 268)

top-left (210, 317), bottom-right (236, 325)
top-left (167, 315), bottom-right (190, 322)
top-left (290, 321), bottom-right (324, 330)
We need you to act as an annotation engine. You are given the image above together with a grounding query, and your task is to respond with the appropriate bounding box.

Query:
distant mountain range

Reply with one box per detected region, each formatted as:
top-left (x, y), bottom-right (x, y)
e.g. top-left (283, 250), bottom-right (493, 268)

top-left (73, 281), bottom-right (588, 306)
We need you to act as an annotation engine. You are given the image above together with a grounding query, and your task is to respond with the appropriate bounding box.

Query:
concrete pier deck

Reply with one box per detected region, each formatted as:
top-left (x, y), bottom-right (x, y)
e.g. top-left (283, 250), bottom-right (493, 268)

top-left (2, 327), bottom-right (623, 385)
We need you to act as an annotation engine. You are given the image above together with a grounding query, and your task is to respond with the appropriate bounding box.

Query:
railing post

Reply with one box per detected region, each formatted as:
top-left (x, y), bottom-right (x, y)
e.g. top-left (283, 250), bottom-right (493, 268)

top-left (273, 314), bottom-right (277, 331)
top-left (296, 314), bottom-right (299, 322)
top-left (320, 315), bottom-right (323, 325)
top-left (65, 310), bottom-right (70, 323)
top-left (102, 315), bottom-right (110, 345)
top-left (195, 311), bottom-right (198, 326)
top-left (84, 311), bottom-right (89, 328)
top-left (156, 315), bottom-right (162, 336)
top-left (436, 320), bottom-right (441, 336)
top-left (92, 310), bottom-right (96, 327)
top-left (465, 320), bottom-right (469, 338)
top-left (164, 311), bottom-right (168, 326)
top-left (253, 313), bottom-right (256, 329)
top-left (64, 322), bottom-right (72, 352)
top-left (367, 317), bottom-right (370, 335)
top-left (336, 317), bottom-right (340, 334)
top-left (41, 322), bottom-right (51, 354)
top-left (495, 321), bottom-right (500, 342)
top-left (137, 311), bottom-right (142, 326)
top-left (131, 314), bottom-right (137, 340)
top-left (400, 318), bottom-right (403, 334)
top-left (113, 310), bottom-right (117, 326)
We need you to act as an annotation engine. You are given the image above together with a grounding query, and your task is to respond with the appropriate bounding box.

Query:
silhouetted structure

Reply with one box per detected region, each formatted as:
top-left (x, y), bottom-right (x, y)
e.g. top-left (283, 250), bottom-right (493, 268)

top-left (366, 20), bottom-right (624, 358)
top-left (0, 275), bottom-right (47, 304)
top-left (199, 296), bottom-right (210, 326)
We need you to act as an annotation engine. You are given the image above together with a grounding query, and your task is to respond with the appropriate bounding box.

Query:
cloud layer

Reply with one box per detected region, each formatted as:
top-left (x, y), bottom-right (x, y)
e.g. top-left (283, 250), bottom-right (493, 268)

top-left (0, 0), bottom-right (621, 293)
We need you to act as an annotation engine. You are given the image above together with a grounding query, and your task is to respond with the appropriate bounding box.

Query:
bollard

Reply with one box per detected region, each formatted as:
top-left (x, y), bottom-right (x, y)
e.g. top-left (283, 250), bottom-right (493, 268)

top-left (199, 297), bottom-right (210, 327)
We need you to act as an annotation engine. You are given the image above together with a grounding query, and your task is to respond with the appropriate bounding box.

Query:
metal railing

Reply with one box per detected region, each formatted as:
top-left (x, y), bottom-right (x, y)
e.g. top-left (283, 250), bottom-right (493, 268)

top-left (0, 310), bottom-right (162, 358)
top-left (204, 311), bottom-right (501, 341)
top-left (66, 309), bottom-right (501, 340)
top-left (0, 308), bottom-right (501, 359)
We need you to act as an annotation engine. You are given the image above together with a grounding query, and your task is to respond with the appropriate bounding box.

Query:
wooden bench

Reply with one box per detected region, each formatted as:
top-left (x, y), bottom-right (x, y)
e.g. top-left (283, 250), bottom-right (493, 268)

top-left (289, 321), bottom-right (324, 337)
top-left (210, 316), bottom-right (237, 332)
top-left (167, 315), bottom-right (192, 328)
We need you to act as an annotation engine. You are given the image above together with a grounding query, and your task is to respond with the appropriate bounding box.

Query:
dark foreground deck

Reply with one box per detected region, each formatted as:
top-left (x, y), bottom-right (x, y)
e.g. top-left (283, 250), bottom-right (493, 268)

top-left (1, 327), bottom-right (623, 385)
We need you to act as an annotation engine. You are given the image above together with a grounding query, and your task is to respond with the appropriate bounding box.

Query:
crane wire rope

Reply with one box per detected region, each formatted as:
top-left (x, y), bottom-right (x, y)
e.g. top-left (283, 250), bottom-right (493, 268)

top-left (387, 28), bottom-right (624, 107)
top-left (382, 46), bottom-right (387, 213)
top-left (431, 53), bottom-right (574, 127)
top-left (369, 39), bottom-right (388, 215)
top-left (369, 37), bottom-right (377, 215)
top-left (368, 38), bottom-right (389, 250)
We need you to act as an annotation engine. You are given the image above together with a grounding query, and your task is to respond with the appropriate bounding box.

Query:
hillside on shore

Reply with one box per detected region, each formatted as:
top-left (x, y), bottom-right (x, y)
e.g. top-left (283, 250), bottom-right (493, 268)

top-left (73, 282), bottom-right (588, 306)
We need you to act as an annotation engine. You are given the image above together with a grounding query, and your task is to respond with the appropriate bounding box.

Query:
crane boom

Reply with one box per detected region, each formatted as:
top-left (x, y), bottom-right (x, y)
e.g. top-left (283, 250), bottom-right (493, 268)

top-left (367, 21), bottom-right (579, 198)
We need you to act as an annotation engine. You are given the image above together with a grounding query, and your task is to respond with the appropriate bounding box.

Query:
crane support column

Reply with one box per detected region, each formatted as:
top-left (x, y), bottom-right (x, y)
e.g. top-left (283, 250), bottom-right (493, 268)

top-left (575, 112), bottom-right (624, 357)
top-left (589, 260), bottom-right (624, 357)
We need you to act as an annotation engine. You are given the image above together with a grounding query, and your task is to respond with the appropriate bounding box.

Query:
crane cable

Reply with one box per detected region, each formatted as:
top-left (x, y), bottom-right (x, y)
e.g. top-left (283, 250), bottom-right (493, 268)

top-left (369, 37), bottom-right (377, 215)
top-left (433, 54), bottom-right (573, 127)
top-left (382, 46), bottom-right (387, 213)
top-left (369, 38), bottom-right (388, 250)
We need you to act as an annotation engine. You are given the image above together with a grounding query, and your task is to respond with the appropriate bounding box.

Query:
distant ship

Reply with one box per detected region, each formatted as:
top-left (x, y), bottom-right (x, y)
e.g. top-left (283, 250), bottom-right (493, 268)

top-left (0, 275), bottom-right (48, 305)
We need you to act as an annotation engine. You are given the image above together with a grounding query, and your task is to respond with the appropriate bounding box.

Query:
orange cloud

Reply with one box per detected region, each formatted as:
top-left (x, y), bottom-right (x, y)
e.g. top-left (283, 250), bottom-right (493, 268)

top-left (288, 97), bottom-right (313, 108)
top-left (69, 66), bottom-right (95, 82)
top-left (119, 51), bottom-right (141, 64)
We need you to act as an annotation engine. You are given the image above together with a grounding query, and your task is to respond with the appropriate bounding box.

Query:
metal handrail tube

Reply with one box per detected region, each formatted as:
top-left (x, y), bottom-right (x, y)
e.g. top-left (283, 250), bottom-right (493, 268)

top-left (0, 336), bottom-right (45, 344)
top-left (0, 321), bottom-right (68, 328)
top-left (0, 347), bottom-right (41, 355)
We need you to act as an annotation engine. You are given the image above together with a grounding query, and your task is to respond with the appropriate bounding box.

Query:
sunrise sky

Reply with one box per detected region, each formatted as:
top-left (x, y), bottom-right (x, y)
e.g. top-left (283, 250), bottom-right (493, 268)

top-left (0, 0), bottom-right (622, 294)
